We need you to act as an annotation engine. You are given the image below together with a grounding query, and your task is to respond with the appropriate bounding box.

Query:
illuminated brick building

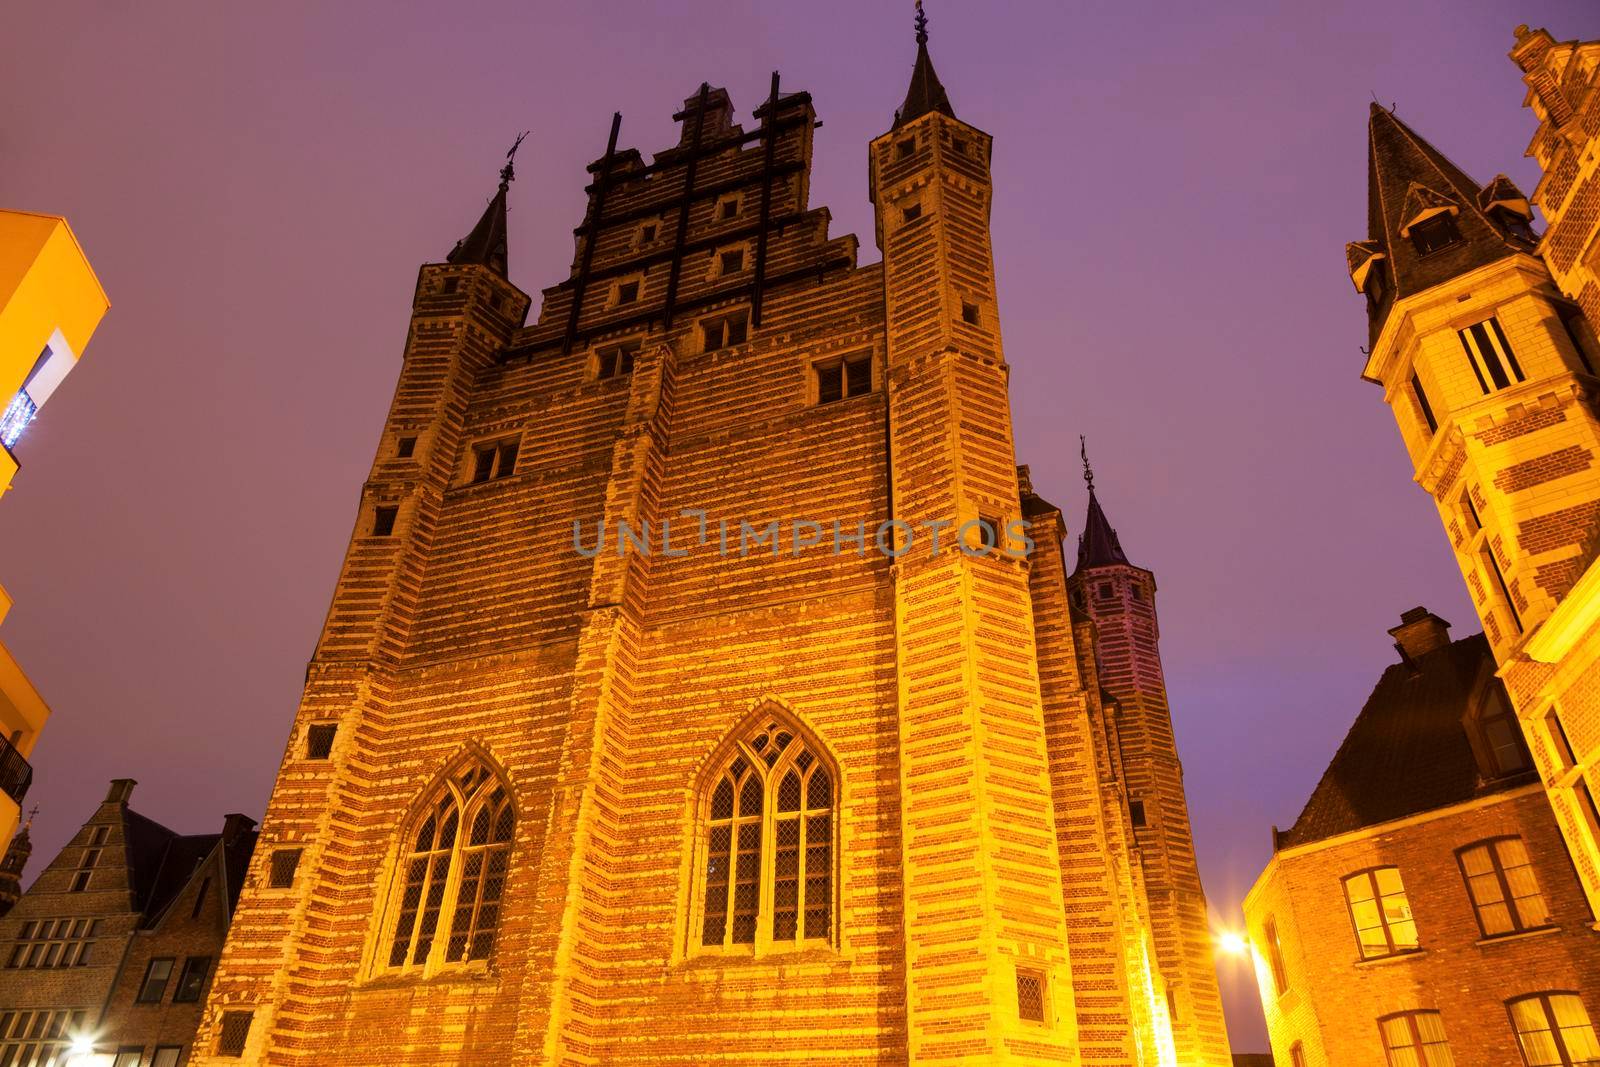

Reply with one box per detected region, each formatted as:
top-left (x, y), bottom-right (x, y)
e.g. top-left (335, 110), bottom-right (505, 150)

top-left (192, 16), bottom-right (1228, 1065)
top-left (1244, 22), bottom-right (1600, 1067)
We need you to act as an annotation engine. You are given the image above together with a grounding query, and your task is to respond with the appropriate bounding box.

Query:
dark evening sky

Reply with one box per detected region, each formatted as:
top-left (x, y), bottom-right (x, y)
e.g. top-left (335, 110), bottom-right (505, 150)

top-left (6, 0), bottom-right (1599, 1048)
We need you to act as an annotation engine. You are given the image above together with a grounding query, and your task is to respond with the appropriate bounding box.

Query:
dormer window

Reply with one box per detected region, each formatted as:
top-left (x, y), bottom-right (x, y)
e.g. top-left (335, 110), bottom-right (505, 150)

top-left (1410, 213), bottom-right (1461, 256)
top-left (1471, 684), bottom-right (1531, 778)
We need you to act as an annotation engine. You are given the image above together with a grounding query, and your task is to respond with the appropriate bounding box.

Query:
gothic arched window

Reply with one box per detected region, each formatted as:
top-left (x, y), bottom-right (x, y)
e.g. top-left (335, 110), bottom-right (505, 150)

top-left (385, 758), bottom-right (514, 972)
top-left (698, 717), bottom-right (834, 950)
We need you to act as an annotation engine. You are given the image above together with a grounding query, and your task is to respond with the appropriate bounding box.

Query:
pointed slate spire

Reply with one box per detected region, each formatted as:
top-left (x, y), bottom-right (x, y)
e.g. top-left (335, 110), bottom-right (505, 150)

top-left (894, 1), bottom-right (956, 128)
top-left (1355, 104), bottom-right (1534, 338)
top-left (1075, 437), bottom-right (1131, 571)
top-left (447, 132), bottom-right (526, 277)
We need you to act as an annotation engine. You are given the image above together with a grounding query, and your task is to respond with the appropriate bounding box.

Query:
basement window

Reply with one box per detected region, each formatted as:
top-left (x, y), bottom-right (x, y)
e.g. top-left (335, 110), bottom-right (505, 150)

top-left (815, 354), bottom-right (873, 404)
top-left (701, 310), bottom-right (750, 352)
top-left (471, 438), bottom-right (520, 483)
top-left (372, 506), bottom-right (397, 538)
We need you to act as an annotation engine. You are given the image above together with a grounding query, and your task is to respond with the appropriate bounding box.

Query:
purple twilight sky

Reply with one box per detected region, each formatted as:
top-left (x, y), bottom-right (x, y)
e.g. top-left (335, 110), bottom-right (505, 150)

top-left (5, 0), bottom-right (1600, 1049)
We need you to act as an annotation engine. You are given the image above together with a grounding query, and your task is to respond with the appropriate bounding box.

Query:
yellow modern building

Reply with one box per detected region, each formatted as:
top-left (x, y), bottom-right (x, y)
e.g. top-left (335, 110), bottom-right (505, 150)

top-left (0, 209), bottom-right (110, 846)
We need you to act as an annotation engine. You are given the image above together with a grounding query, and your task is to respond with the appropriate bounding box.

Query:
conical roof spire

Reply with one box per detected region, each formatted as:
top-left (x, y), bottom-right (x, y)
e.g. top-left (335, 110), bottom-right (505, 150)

top-left (447, 132), bottom-right (526, 277)
top-left (894, 2), bottom-right (956, 128)
top-left (1354, 105), bottom-right (1534, 339)
top-left (1075, 437), bottom-right (1131, 571)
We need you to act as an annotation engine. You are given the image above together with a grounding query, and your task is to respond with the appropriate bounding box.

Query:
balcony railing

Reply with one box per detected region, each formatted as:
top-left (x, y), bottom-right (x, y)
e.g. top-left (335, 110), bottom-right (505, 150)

top-left (0, 733), bottom-right (32, 806)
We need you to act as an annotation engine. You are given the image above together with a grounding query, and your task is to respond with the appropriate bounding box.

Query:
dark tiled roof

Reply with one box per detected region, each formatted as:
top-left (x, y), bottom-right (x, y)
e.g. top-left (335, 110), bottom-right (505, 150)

top-left (1279, 633), bottom-right (1533, 848)
top-left (895, 40), bottom-right (955, 128)
top-left (447, 182), bottom-right (509, 277)
top-left (1360, 104), bottom-right (1535, 344)
top-left (1075, 490), bottom-right (1131, 571)
top-left (121, 808), bottom-right (259, 926)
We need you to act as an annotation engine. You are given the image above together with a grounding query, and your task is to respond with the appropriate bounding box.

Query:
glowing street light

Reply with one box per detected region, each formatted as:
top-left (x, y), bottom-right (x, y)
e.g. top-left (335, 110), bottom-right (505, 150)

top-left (1216, 930), bottom-right (1251, 957)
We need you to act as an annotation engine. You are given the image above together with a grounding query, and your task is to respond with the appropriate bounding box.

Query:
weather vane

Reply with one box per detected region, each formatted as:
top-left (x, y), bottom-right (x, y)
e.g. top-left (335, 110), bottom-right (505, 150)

top-left (1080, 435), bottom-right (1095, 494)
top-left (500, 130), bottom-right (530, 188)
top-left (915, 0), bottom-right (928, 45)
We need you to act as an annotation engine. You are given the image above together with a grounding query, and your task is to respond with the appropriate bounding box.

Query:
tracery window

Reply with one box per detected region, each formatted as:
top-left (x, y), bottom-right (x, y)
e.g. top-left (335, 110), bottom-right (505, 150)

top-left (698, 717), bottom-right (835, 950)
top-left (384, 758), bottom-right (514, 972)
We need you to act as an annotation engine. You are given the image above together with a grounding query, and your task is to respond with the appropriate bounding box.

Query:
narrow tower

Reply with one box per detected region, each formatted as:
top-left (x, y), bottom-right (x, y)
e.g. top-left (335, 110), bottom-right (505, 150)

top-left (0, 809), bottom-right (32, 917)
top-left (1354, 103), bottom-right (1600, 911)
top-left (872, 7), bottom-right (1080, 1058)
top-left (1067, 447), bottom-right (1232, 1066)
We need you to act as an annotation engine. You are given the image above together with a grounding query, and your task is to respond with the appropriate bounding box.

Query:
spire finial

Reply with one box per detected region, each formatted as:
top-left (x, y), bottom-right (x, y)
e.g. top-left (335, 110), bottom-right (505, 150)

top-left (1079, 435), bottom-right (1095, 494)
top-left (500, 130), bottom-right (529, 190)
top-left (21, 807), bottom-right (35, 832)
top-left (915, 0), bottom-right (928, 45)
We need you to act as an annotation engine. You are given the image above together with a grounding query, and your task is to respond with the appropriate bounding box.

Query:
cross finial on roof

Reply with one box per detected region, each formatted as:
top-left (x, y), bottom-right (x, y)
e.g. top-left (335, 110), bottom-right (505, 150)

top-left (915, 0), bottom-right (929, 45)
top-left (1079, 435), bottom-right (1095, 494)
top-left (500, 130), bottom-right (529, 189)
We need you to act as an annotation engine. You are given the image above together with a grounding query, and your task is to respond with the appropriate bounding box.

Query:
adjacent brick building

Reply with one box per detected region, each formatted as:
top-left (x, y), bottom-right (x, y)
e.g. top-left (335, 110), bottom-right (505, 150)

top-left (1246, 611), bottom-right (1600, 1065)
top-left (189, 14), bottom-right (1230, 1067)
top-left (0, 780), bottom-right (257, 1066)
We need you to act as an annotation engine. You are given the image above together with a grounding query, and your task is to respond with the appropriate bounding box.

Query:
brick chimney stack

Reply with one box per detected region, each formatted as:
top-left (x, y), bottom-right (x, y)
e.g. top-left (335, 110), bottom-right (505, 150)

top-left (104, 779), bottom-right (136, 805)
top-left (222, 813), bottom-right (257, 843)
top-left (1389, 607), bottom-right (1452, 661)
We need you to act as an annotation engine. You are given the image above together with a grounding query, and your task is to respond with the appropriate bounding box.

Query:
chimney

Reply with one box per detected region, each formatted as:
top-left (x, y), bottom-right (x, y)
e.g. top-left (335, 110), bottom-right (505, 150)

top-left (104, 779), bottom-right (137, 805)
top-left (221, 813), bottom-right (257, 843)
top-left (1389, 607), bottom-right (1452, 662)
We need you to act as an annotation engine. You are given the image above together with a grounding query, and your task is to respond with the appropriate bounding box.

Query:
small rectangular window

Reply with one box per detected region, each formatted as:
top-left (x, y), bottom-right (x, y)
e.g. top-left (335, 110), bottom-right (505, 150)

top-left (719, 198), bottom-right (739, 220)
top-left (395, 436), bottom-right (416, 458)
top-left (306, 724), bottom-right (337, 760)
top-left (1459, 317), bottom-right (1525, 394)
top-left (137, 957), bottom-right (176, 1003)
top-left (1129, 799), bottom-right (1146, 827)
top-left (1411, 372), bottom-right (1438, 434)
top-left (951, 136), bottom-right (970, 156)
top-left (1096, 582), bottom-right (1113, 600)
top-left (638, 222), bottom-right (657, 245)
top-left (471, 439), bottom-right (519, 483)
top-left (218, 1010), bottom-right (254, 1057)
top-left (977, 515), bottom-right (1001, 551)
top-left (113, 1050), bottom-right (144, 1067)
top-left (153, 1049), bottom-right (183, 1067)
top-left (815, 355), bottom-right (872, 404)
top-left (597, 341), bottom-right (639, 380)
top-left (1460, 488), bottom-right (1481, 535)
top-left (1481, 544), bottom-right (1523, 634)
top-left (896, 139), bottom-right (915, 160)
top-left (173, 955), bottom-right (212, 1003)
top-left (961, 301), bottom-right (980, 326)
top-left (1016, 969), bottom-right (1046, 1023)
top-left (267, 848), bottom-right (302, 889)
top-left (1263, 916), bottom-right (1289, 996)
top-left (371, 506), bottom-right (397, 538)
top-left (701, 310), bottom-right (750, 352)
top-left (1547, 708), bottom-right (1577, 772)
top-left (720, 249), bottom-right (745, 274)
top-left (70, 870), bottom-right (90, 893)
top-left (902, 202), bottom-right (922, 223)
top-left (191, 877), bottom-right (211, 920)
top-left (1559, 304), bottom-right (1598, 375)
top-left (440, 277), bottom-right (459, 295)
top-left (615, 280), bottom-right (640, 305)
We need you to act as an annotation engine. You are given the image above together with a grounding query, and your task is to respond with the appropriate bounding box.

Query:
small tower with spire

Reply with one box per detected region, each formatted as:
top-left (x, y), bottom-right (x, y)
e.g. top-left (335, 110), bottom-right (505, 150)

top-left (0, 807), bottom-right (33, 917)
top-left (1354, 103), bottom-right (1600, 662)
top-left (1067, 441), bottom-right (1234, 1066)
